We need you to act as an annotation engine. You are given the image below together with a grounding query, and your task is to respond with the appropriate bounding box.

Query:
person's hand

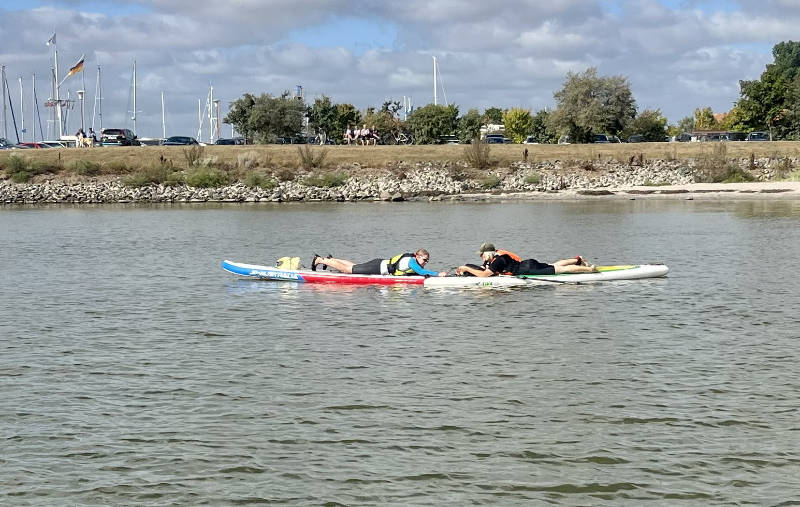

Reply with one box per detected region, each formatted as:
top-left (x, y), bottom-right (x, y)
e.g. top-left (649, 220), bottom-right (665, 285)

top-left (437, 271), bottom-right (447, 277)
top-left (455, 266), bottom-right (465, 275)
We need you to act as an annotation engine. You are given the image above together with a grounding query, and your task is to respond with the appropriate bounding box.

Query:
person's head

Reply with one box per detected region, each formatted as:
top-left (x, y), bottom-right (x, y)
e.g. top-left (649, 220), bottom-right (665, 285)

top-left (477, 242), bottom-right (496, 262)
top-left (414, 248), bottom-right (430, 265)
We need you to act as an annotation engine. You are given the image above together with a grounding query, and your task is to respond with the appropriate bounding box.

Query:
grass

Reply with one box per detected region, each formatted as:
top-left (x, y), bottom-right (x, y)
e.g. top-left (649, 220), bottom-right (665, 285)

top-left (302, 171), bottom-right (349, 188)
top-left (243, 171), bottom-right (277, 190)
top-left (524, 173), bottom-right (542, 185)
top-left (185, 167), bottom-right (231, 188)
top-left (3, 142), bottom-right (800, 182)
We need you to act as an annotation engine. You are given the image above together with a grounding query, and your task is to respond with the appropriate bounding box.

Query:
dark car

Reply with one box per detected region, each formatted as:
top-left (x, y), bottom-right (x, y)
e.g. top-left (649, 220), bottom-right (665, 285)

top-left (15, 142), bottom-right (50, 149)
top-left (163, 136), bottom-right (199, 146)
top-left (593, 134), bottom-right (621, 143)
top-left (439, 135), bottom-right (460, 144)
top-left (747, 131), bottom-right (770, 141)
top-left (627, 134), bottom-right (644, 143)
top-left (215, 138), bottom-right (236, 145)
top-left (101, 128), bottom-right (140, 146)
top-left (1, 138), bottom-right (15, 149)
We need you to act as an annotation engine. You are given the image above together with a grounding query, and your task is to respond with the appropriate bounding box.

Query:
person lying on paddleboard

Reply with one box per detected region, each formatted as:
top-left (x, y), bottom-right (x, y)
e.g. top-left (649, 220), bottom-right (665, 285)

top-left (455, 242), bottom-right (598, 277)
top-left (312, 249), bottom-right (448, 277)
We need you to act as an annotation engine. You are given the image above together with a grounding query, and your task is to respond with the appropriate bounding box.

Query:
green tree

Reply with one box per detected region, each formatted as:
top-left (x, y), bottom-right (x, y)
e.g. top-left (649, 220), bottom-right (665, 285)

top-left (307, 95), bottom-right (339, 142)
top-left (333, 103), bottom-right (361, 142)
top-left (530, 109), bottom-right (556, 144)
top-left (223, 93), bottom-right (256, 142)
top-left (246, 92), bottom-right (307, 143)
top-left (363, 101), bottom-right (404, 142)
top-left (623, 109), bottom-right (668, 141)
top-left (406, 104), bottom-right (459, 144)
top-left (457, 108), bottom-right (483, 143)
top-left (503, 107), bottom-right (534, 143)
top-left (737, 41), bottom-right (800, 138)
top-left (693, 107), bottom-right (718, 130)
top-left (483, 107), bottom-right (504, 125)
top-left (676, 115), bottom-right (695, 134)
top-left (548, 67), bottom-right (637, 143)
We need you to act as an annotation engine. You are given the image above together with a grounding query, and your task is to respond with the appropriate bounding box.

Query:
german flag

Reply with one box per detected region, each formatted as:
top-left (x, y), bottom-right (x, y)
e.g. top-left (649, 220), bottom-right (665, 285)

top-left (67, 55), bottom-right (85, 77)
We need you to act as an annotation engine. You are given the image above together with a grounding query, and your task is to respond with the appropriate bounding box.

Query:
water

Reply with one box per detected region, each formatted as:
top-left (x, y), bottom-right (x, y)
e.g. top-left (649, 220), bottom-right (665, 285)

top-left (2, 200), bottom-right (799, 505)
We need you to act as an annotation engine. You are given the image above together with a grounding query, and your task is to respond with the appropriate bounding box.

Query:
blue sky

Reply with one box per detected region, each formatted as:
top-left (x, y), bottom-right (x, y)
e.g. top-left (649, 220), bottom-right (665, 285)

top-left (1, 0), bottom-right (796, 141)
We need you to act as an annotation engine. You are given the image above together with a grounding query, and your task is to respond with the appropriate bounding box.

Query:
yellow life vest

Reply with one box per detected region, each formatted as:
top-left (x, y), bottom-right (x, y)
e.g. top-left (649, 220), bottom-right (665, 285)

top-left (386, 252), bottom-right (416, 276)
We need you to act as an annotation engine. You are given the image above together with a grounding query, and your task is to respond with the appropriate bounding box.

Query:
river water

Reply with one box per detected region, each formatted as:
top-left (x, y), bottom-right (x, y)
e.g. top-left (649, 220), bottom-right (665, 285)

top-left (2, 200), bottom-right (799, 505)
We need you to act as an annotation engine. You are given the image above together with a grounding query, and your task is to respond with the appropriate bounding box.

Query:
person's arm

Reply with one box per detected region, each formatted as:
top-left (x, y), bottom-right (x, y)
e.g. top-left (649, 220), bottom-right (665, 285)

top-left (456, 264), bottom-right (494, 277)
top-left (407, 257), bottom-right (443, 277)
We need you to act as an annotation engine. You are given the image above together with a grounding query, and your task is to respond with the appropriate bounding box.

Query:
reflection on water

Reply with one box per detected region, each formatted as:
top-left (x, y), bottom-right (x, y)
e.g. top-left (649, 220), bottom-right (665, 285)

top-left (2, 200), bottom-right (799, 505)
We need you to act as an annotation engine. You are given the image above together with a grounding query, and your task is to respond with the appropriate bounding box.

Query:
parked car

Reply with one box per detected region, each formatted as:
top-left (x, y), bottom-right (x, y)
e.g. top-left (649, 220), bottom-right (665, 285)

top-left (15, 142), bottom-right (50, 149)
top-left (439, 135), bottom-right (460, 144)
top-left (727, 132), bottom-right (747, 141)
top-left (101, 128), bottom-right (140, 146)
top-left (138, 137), bottom-right (164, 146)
top-left (558, 135), bottom-right (571, 145)
top-left (627, 134), bottom-right (644, 143)
top-left (747, 131), bottom-right (770, 141)
top-left (163, 136), bottom-right (199, 146)
top-left (593, 134), bottom-right (621, 143)
top-left (41, 141), bottom-right (67, 148)
top-left (214, 138), bottom-right (236, 145)
top-left (0, 138), bottom-right (13, 149)
top-left (523, 136), bottom-right (539, 144)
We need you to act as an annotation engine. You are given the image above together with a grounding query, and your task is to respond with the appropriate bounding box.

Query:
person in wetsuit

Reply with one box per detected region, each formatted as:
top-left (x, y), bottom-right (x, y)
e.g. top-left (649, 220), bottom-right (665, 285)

top-left (455, 242), bottom-right (597, 277)
top-left (312, 249), bottom-right (447, 276)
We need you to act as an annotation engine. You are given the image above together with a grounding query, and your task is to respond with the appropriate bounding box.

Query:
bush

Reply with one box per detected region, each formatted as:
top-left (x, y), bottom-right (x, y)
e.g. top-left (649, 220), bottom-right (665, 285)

top-left (183, 145), bottom-right (205, 167)
top-left (185, 167), bottom-right (231, 188)
top-left (273, 167), bottom-right (296, 182)
top-left (243, 171), bottom-right (277, 190)
top-left (302, 171), bottom-right (348, 188)
top-left (238, 150), bottom-right (272, 170)
top-left (464, 137), bottom-right (491, 169)
top-left (480, 174), bottom-right (501, 189)
top-left (3, 155), bottom-right (52, 182)
top-left (123, 163), bottom-right (181, 187)
top-left (69, 160), bottom-right (101, 176)
top-left (524, 173), bottom-right (542, 185)
top-left (297, 145), bottom-right (328, 169)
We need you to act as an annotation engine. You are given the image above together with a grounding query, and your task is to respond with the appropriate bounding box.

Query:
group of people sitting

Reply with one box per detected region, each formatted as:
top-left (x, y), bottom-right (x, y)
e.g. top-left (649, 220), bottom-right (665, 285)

top-left (343, 124), bottom-right (379, 145)
top-left (310, 243), bottom-right (598, 277)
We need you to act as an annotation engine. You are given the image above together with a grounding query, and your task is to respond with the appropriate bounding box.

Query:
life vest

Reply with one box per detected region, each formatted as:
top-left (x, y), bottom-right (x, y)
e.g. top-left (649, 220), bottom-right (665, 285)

top-left (488, 249), bottom-right (522, 275)
top-left (386, 252), bottom-right (416, 276)
top-left (275, 256), bottom-right (301, 270)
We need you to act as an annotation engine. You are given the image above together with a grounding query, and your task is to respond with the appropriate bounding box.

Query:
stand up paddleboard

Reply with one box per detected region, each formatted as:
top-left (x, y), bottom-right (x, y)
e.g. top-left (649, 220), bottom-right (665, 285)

top-left (221, 260), bottom-right (668, 287)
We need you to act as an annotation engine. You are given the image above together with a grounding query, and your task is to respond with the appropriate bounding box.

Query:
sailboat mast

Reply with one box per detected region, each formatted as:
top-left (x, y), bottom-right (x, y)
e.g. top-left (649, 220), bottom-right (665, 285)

top-left (2, 65), bottom-right (7, 139)
top-left (54, 45), bottom-right (62, 139)
top-left (31, 74), bottom-right (36, 141)
top-left (19, 77), bottom-right (24, 142)
top-left (161, 91), bottom-right (166, 139)
top-left (432, 57), bottom-right (437, 106)
top-left (132, 60), bottom-right (136, 135)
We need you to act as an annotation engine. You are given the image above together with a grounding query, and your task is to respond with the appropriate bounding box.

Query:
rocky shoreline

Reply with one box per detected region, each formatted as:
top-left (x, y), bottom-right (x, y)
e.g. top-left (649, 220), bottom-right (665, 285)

top-left (2, 158), bottom-right (799, 204)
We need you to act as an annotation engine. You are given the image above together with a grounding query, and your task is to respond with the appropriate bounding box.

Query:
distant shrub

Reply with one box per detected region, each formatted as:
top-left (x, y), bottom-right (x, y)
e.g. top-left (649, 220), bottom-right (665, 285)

top-left (238, 150), bottom-right (272, 170)
top-left (3, 155), bottom-right (53, 182)
top-left (123, 163), bottom-right (181, 187)
top-left (185, 167), bottom-right (231, 188)
top-left (694, 144), bottom-right (755, 183)
top-left (183, 145), bottom-right (204, 167)
top-left (243, 171), bottom-right (276, 190)
top-left (273, 167), bottom-right (296, 182)
top-left (480, 174), bottom-right (501, 189)
top-left (104, 160), bottom-right (134, 174)
top-left (524, 173), bottom-right (542, 185)
top-left (302, 171), bottom-right (348, 188)
top-left (69, 160), bottom-right (102, 176)
top-left (464, 137), bottom-right (491, 169)
top-left (297, 145), bottom-right (328, 169)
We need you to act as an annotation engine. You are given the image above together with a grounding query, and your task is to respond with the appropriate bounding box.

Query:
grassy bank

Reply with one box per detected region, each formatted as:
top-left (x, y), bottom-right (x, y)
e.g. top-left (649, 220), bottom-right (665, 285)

top-left (2, 142), bottom-right (799, 184)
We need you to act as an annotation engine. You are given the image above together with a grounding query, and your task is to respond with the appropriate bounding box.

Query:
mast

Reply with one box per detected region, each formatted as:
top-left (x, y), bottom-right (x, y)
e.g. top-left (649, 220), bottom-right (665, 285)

top-left (2, 65), bottom-right (6, 139)
top-left (131, 60), bottom-right (136, 135)
top-left (432, 56), bottom-right (437, 106)
top-left (209, 83), bottom-right (214, 143)
top-left (19, 77), bottom-right (24, 142)
top-left (197, 98), bottom-right (202, 140)
top-left (54, 41), bottom-right (62, 139)
top-left (161, 91), bottom-right (166, 139)
top-left (91, 64), bottom-right (102, 133)
top-left (31, 74), bottom-right (36, 141)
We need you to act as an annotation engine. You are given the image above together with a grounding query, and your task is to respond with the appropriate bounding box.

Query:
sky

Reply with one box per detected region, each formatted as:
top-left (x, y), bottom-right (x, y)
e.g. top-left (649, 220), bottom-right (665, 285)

top-left (1, 0), bottom-right (798, 142)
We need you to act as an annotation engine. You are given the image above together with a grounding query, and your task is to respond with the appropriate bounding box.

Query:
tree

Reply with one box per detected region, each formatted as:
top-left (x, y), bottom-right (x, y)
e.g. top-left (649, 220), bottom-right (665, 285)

top-left (483, 107), bottom-right (504, 125)
top-left (676, 115), bottom-right (695, 134)
top-left (363, 100), bottom-right (404, 142)
top-left (307, 95), bottom-right (339, 142)
top-left (736, 40), bottom-right (800, 138)
top-left (530, 109), bottom-right (556, 144)
top-left (333, 103), bottom-right (361, 141)
top-left (548, 67), bottom-right (636, 143)
top-left (246, 91), bottom-right (307, 143)
top-left (406, 104), bottom-right (459, 144)
top-left (693, 107), bottom-right (718, 130)
top-left (503, 108), bottom-right (534, 143)
top-left (457, 108), bottom-right (483, 143)
top-left (623, 109), bottom-right (668, 141)
top-left (223, 93), bottom-right (256, 142)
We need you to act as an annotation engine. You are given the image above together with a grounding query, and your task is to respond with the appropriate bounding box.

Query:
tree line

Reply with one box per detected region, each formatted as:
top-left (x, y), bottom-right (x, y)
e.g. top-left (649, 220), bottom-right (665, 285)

top-left (223, 41), bottom-right (800, 144)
